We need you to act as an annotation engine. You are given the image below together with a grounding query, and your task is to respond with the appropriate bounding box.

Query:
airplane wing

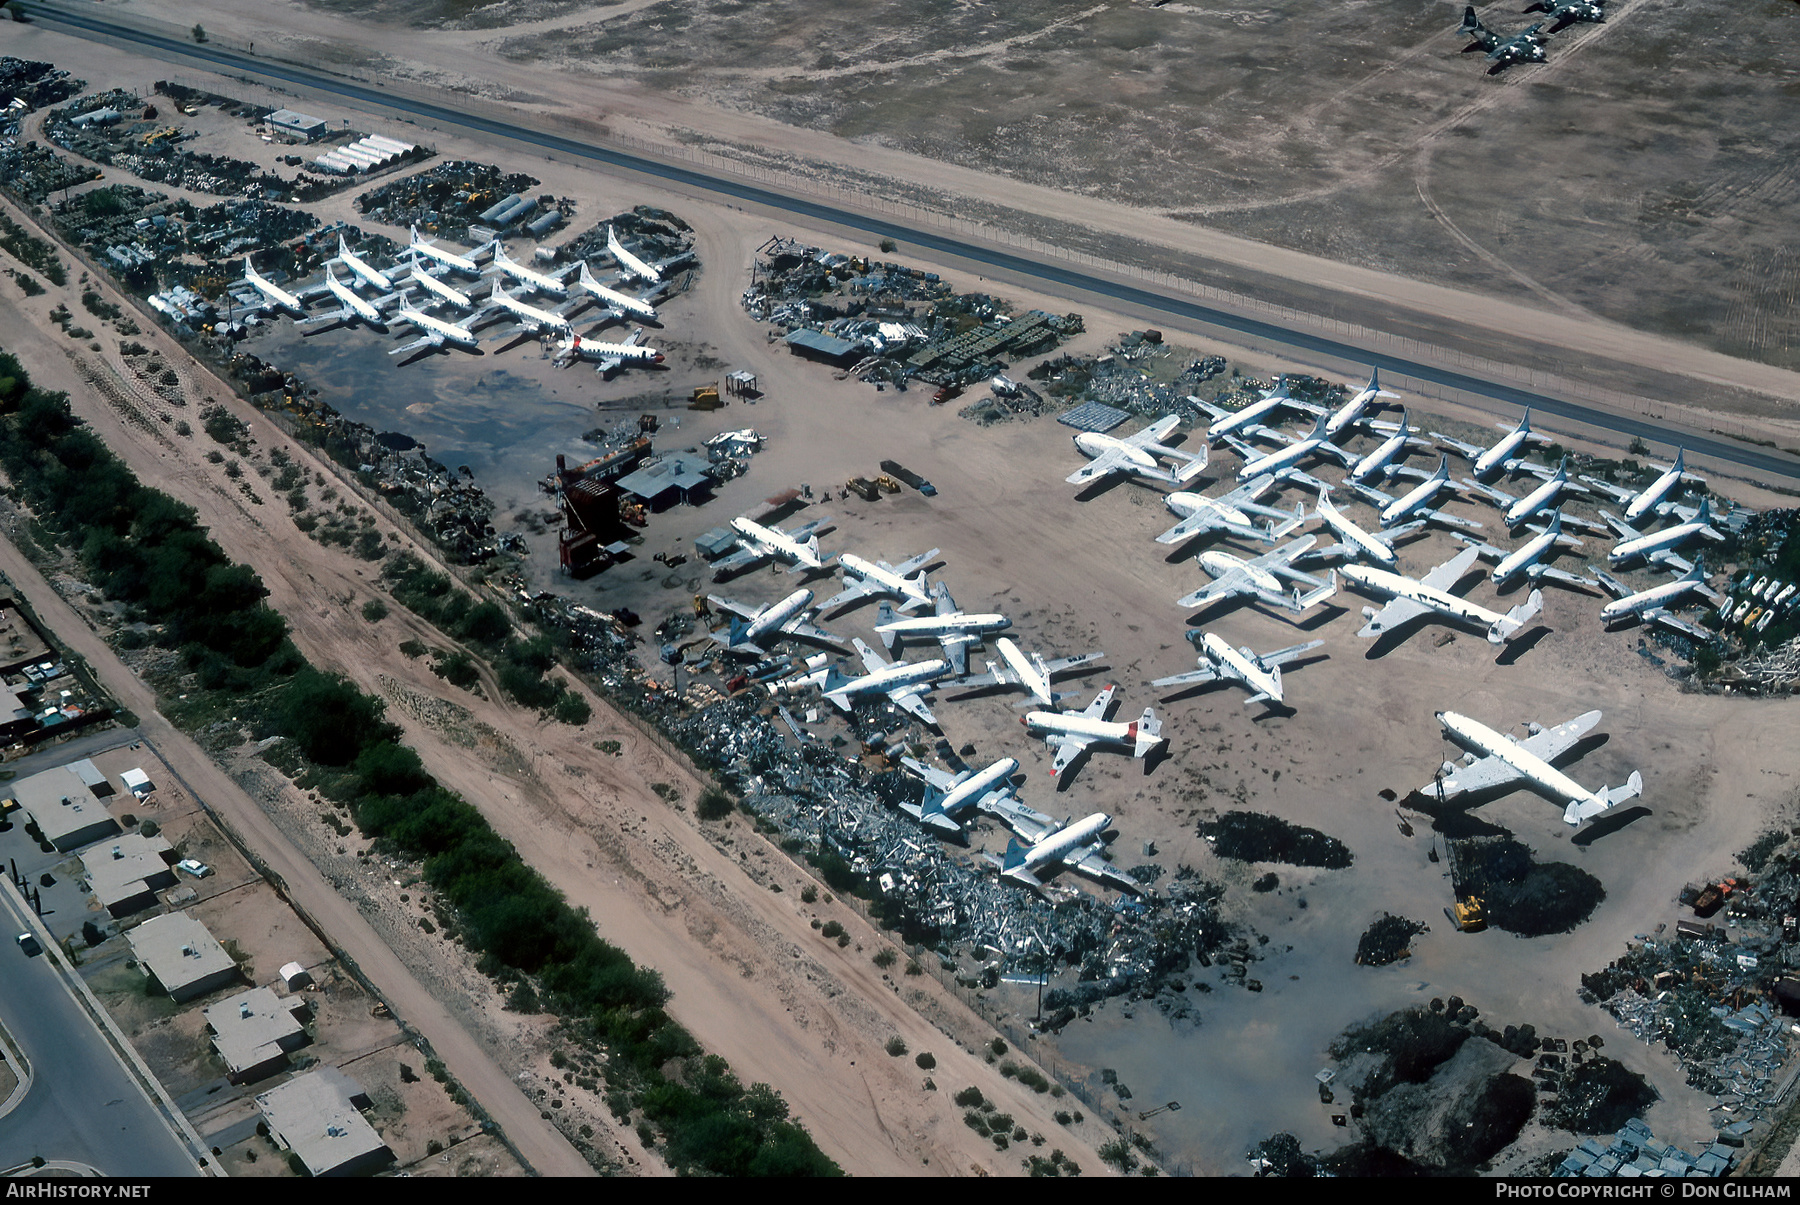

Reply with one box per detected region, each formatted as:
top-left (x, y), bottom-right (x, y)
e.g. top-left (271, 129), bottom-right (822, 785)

top-left (1041, 651), bottom-right (1106, 677)
top-left (1647, 549), bottom-right (1696, 575)
top-left (1257, 639), bottom-right (1327, 668)
top-left (1078, 685), bottom-right (1117, 719)
top-left (1644, 607), bottom-right (1713, 642)
top-left (709, 545), bottom-right (769, 577)
top-left (1047, 733), bottom-right (1096, 778)
top-left (1151, 659), bottom-right (1223, 689)
top-left (1357, 596), bottom-right (1432, 638)
top-left (937, 632), bottom-right (976, 676)
top-left (1419, 544), bottom-right (1484, 592)
top-left (1177, 570), bottom-right (1254, 610)
top-left (883, 549), bottom-right (939, 578)
top-left (1432, 433), bottom-right (1487, 460)
top-left (899, 756), bottom-right (962, 795)
top-left (785, 516), bottom-right (834, 542)
top-left (1579, 475), bottom-right (1639, 505)
top-left (852, 637), bottom-right (893, 673)
top-left (1067, 446), bottom-right (1131, 485)
top-left (704, 595), bottom-right (759, 621)
top-left (387, 334), bottom-right (439, 357)
top-left (1428, 753), bottom-right (1524, 801)
top-left (981, 796), bottom-right (1059, 843)
top-left (1125, 415), bottom-right (1182, 446)
top-left (1514, 711), bottom-right (1603, 764)
top-left (1066, 844), bottom-right (1144, 895)
top-left (888, 685), bottom-right (938, 727)
top-left (816, 578), bottom-right (879, 615)
top-left (778, 614), bottom-right (848, 650)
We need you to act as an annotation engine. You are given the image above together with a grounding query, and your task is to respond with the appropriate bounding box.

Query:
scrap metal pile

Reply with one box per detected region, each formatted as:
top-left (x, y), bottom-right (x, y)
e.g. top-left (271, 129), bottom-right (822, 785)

top-left (0, 140), bottom-right (103, 205)
top-left (0, 58), bottom-right (84, 116)
top-left (357, 160), bottom-right (542, 245)
top-left (45, 91), bottom-right (300, 202)
top-left (557, 207), bottom-right (695, 276)
top-left (744, 238), bottom-right (1082, 391)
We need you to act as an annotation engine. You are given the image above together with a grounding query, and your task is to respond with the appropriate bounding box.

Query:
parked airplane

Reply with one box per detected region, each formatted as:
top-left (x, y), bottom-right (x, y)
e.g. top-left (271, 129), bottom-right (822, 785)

top-left (1023, 685), bottom-right (1166, 780)
top-left (405, 266), bottom-right (475, 311)
top-left (1307, 486), bottom-right (1418, 569)
top-left (298, 267), bottom-right (393, 329)
top-left (1344, 544), bottom-right (1543, 644)
top-left (575, 262), bottom-right (658, 322)
top-left (405, 224), bottom-right (481, 276)
top-left (241, 258), bottom-right (307, 318)
top-left (705, 588), bottom-right (844, 654)
top-left (552, 330), bottom-right (665, 373)
top-left (1612, 448), bottom-right (1707, 526)
top-left (1459, 455), bottom-right (1589, 529)
top-left (1224, 411), bottom-right (1358, 483)
top-left (1429, 709), bottom-right (1641, 826)
top-left (1458, 7), bottom-right (1551, 73)
top-left (1324, 367), bottom-right (1401, 438)
top-left (1351, 409), bottom-right (1436, 483)
top-left (1436, 409), bottom-right (1553, 480)
top-left (1196, 377), bottom-right (1324, 443)
top-left (329, 234), bottom-right (395, 292)
top-left (818, 549), bottom-right (938, 615)
top-left (1603, 498), bottom-right (1724, 572)
top-left (951, 637), bottom-right (1107, 708)
top-left (1524, 0), bottom-right (1605, 33)
top-left (1067, 414), bottom-right (1208, 486)
top-left (988, 812), bottom-right (1140, 895)
top-left (1151, 632), bottom-right (1324, 707)
top-left (485, 284), bottom-right (575, 337)
top-left (897, 756), bottom-right (1020, 838)
top-left (1458, 509), bottom-right (1589, 589)
top-left (388, 302), bottom-right (482, 356)
top-left (1595, 561), bottom-right (1722, 634)
top-left (1178, 536), bottom-right (1339, 614)
top-left (788, 638), bottom-right (947, 725)
top-left (1154, 476), bottom-right (1306, 547)
top-left (874, 582), bottom-right (1010, 674)
top-left (484, 244), bottom-right (569, 298)
top-left (711, 515), bottom-right (833, 576)
top-left (607, 224), bottom-right (663, 284)
top-left (1347, 455), bottom-right (1483, 532)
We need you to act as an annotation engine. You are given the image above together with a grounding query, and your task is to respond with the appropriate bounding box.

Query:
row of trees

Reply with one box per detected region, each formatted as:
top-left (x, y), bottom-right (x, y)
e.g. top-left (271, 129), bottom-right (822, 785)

top-left (0, 354), bottom-right (837, 1176)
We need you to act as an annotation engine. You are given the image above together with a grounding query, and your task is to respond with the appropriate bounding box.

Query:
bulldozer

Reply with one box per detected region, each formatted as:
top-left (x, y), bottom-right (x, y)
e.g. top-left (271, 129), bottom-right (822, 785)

top-left (1449, 896), bottom-right (1486, 933)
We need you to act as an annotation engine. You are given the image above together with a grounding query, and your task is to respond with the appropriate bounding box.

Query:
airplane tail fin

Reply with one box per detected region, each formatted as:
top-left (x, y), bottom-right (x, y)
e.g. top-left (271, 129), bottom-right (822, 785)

top-left (1489, 589), bottom-right (1544, 643)
top-left (1272, 503), bottom-right (1308, 540)
top-left (1294, 570), bottom-right (1338, 612)
top-left (1132, 709), bottom-right (1165, 758)
top-left (1458, 6), bottom-right (1486, 35)
top-left (1001, 837), bottom-right (1028, 872)
top-left (875, 601), bottom-right (897, 646)
top-left (1370, 366), bottom-right (1400, 399)
top-left (1564, 771), bottom-right (1643, 825)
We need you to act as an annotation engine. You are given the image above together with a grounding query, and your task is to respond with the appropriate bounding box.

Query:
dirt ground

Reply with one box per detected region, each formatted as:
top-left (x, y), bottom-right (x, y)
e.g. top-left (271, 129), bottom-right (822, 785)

top-left (3, 16), bottom-right (1799, 1178)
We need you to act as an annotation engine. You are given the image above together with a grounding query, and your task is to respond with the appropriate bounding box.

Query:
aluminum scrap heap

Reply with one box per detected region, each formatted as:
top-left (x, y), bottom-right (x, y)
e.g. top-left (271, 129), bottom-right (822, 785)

top-left (356, 159), bottom-right (543, 244)
top-left (0, 58), bottom-right (84, 117)
top-left (558, 206), bottom-right (695, 274)
top-left (745, 237), bottom-right (1082, 390)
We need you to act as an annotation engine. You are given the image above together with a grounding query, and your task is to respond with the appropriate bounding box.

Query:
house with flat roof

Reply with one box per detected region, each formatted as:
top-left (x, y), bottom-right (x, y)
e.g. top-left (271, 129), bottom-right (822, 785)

top-left (80, 832), bottom-right (176, 917)
top-left (203, 986), bottom-right (310, 1083)
top-left (264, 109), bottom-right (329, 142)
top-left (12, 760), bottom-right (120, 852)
top-left (128, 912), bottom-right (239, 1002)
top-left (256, 1067), bottom-right (392, 1177)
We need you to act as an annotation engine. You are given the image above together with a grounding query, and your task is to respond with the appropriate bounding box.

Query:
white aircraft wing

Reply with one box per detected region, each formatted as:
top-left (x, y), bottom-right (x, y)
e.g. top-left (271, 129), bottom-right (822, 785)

top-left (816, 578), bottom-right (880, 614)
top-left (853, 637), bottom-right (893, 673)
top-left (1258, 639), bottom-right (1327, 668)
top-left (1418, 544), bottom-right (1484, 593)
top-left (1126, 415), bottom-right (1182, 447)
top-left (1357, 595), bottom-right (1432, 638)
top-left (1079, 685), bottom-right (1118, 719)
top-left (1579, 475), bottom-right (1638, 505)
top-left (900, 757), bottom-right (962, 796)
top-left (1645, 607), bottom-right (1713, 642)
top-left (937, 632), bottom-right (977, 676)
top-left (1513, 711), bottom-right (1603, 764)
top-left (709, 544), bottom-right (769, 576)
top-left (1067, 446), bottom-right (1132, 485)
top-left (1046, 733), bottom-right (1097, 778)
top-left (989, 801), bottom-right (1059, 845)
top-left (1066, 844), bottom-right (1143, 894)
top-left (1151, 661), bottom-right (1225, 689)
top-left (705, 595), bottom-right (759, 621)
top-left (1429, 753), bottom-right (1525, 800)
top-left (778, 614), bottom-right (848, 650)
top-left (387, 333), bottom-right (441, 356)
top-left (889, 685), bottom-right (938, 726)
top-left (1432, 433), bottom-right (1488, 461)
top-left (1177, 569), bottom-right (1256, 610)
top-left (785, 517), bottom-right (834, 542)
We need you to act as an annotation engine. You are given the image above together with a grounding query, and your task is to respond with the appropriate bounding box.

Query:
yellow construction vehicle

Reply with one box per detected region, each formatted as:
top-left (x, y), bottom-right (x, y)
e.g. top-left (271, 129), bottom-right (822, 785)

top-left (1450, 896), bottom-right (1486, 933)
top-left (875, 475), bottom-right (902, 494)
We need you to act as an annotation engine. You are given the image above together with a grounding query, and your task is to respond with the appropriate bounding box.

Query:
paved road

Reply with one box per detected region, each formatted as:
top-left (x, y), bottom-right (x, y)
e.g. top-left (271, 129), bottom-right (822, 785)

top-left (22, 2), bottom-right (1800, 485)
top-left (0, 882), bottom-right (201, 1176)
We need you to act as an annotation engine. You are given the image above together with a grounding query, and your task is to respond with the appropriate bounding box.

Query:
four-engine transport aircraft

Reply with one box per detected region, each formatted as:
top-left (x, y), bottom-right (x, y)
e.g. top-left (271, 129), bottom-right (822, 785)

top-left (897, 756), bottom-right (1022, 838)
top-left (1524, 0), bottom-right (1606, 33)
top-left (1436, 408), bottom-right (1554, 480)
top-left (1154, 476), bottom-right (1307, 547)
top-left (818, 548), bottom-right (939, 615)
top-left (1067, 414), bottom-right (1208, 487)
top-left (711, 515), bottom-right (834, 576)
top-left (787, 638), bottom-right (948, 725)
top-left (1023, 685), bottom-right (1167, 780)
top-left (575, 262), bottom-right (658, 322)
top-left (608, 223), bottom-right (664, 284)
top-left (388, 302), bottom-right (482, 356)
top-left (1344, 543), bottom-right (1544, 644)
top-left (329, 234), bottom-right (395, 292)
top-left (1151, 631), bottom-right (1325, 707)
top-left (874, 583), bottom-right (1010, 674)
top-left (1603, 498), bottom-right (1725, 572)
top-left (404, 224), bottom-right (482, 276)
top-left (552, 329), bottom-right (665, 373)
top-left (1595, 561), bottom-right (1723, 636)
top-left (704, 588), bottom-right (844, 654)
top-left (1457, 7), bottom-right (1552, 73)
top-left (951, 637), bottom-right (1107, 707)
top-left (241, 258), bottom-right (308, 318)
top-left (1425, 709), bottom-right (1642, 826)
top-left (1177, 535), bottom-right (1339, 614)
top-left (988, 812), bottom-right (1141, 894)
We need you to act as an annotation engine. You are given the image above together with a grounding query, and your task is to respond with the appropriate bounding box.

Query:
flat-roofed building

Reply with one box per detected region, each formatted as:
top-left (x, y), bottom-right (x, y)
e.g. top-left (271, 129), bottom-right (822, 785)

top-left (203, 986), bottom-right (310, 1083)
top-left (264, 109), bottom-right (329, 142)
top-left (128, 912), bottom-right (239, 1002)
top-left (81, 832), bottom-right (176, 917)
top-left (256, 1067), bottom-right (392, 1177)
top-left (12, 760), bottom-right (120, 852)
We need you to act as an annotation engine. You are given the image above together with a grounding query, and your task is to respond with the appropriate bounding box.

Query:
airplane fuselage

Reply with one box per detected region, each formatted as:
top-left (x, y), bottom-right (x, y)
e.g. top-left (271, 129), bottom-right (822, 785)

top-left (397, 304), bottom-right (479, 349)
top-left (1196, 550), bottom-right (1281, 594)
top-left (608, 224), bottom-right (663, 284)
top-left (244, 261), bottom-right (306, 317)
top-left (1200, 632), bottom-right (1283, 703)
top-left (837, 553), bottom-right (932, 611)
top-left (1023, 710), bottom-right (1135, 747)
top-left (1610, 518), bottom-right (1714, 565)
top-left (733, 517), bottom-right (824, 569)
top-left (1624, 463), bottom-right (1685, 525)
top-left (578, 267), bottom-right (657, 320)
top-left (1318, 494), bottom-right (1398, 568)
top-left (1207, 394), bottom-right (1289, 442)
top-left (490, 250), bottom-right (568, 298)
top-left (1474, 425), bottom-right (1532, 478)
top-left (744, 589), bottom-right (813, 644)
top-left (1600, 577), bottom-right (1706, 625)
top-left (1343, 564), bottom-right (1508, 629)
top-left (1009, 813), bottom-right (1112, 879)
top-left (1166, 492), bottom-right (1252, 529)
top-left (996, 638), bottom-right (1052, 703)
top-left (337, 239), bottom-right (394, 292)
top-left (1073, 432), bottom-right (1158, 475)
top-left (490, 289), bottom-right (572, 334)
top-left (557, 334), bottom-right (665, 366)
top-left (325, 273), bottom-right (382, 323)
top-left (1382, 472), bottom-right (1451, 525)
top-left (830, 658), bottom-right (948, 704)
top-left (1354, 430), bottom-right (1412, 481)
top-left (409, 268), bottom-right (474, 310)
top-left (1238, 438), bottom-right (1323, 481)
top-left (877, 612), bottom-right (1010, 639)
top-left (938, 758), bottom-right (1019, 816)
top-left (1494, 527), bottom-right (1560, 586)
top-left (408, 227), bottom-right (480, 275)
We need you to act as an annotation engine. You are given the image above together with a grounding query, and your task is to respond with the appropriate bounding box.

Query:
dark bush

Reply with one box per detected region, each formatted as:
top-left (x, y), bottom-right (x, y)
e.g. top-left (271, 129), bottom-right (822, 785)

top-left (1199, 811), bottom-right (1352, 869)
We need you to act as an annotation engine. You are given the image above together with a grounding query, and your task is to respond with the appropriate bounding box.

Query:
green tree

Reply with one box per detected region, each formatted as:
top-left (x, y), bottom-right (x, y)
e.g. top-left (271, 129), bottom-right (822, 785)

top-left (192, 24), bottom-right (208, 43)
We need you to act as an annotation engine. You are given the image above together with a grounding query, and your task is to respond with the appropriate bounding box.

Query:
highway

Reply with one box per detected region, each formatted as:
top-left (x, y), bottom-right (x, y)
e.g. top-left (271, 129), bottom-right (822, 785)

top-left (25, 3), bottom-right (1800, 484)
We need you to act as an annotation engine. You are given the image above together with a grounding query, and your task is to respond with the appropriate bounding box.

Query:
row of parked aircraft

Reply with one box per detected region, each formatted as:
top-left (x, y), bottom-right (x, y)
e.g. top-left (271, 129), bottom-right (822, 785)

top-left (1060, 366), bottom-right (1739, 831)
top-left (1455, 1), bottom-right (1607, 75)
top-left (234, 224), bottom-right (673, 373)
